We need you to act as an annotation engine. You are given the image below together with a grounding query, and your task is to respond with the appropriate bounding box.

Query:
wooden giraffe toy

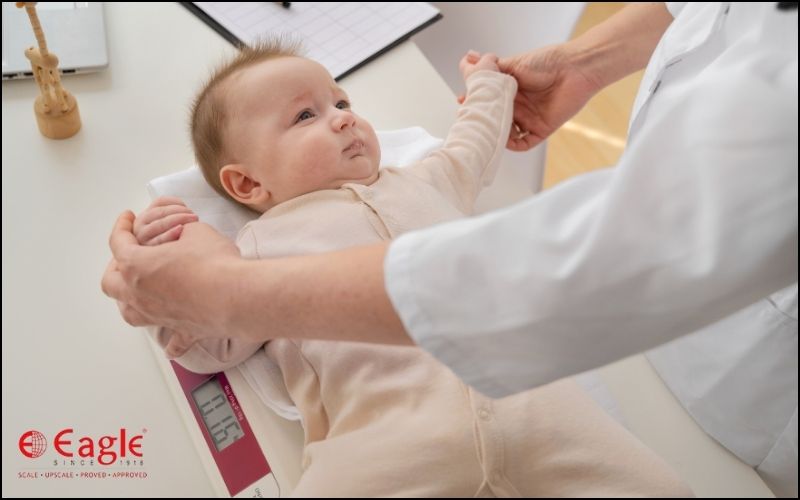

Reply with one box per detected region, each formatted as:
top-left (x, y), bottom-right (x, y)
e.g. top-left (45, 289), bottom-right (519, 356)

top-left (16, 2), bottom-right (81, 139)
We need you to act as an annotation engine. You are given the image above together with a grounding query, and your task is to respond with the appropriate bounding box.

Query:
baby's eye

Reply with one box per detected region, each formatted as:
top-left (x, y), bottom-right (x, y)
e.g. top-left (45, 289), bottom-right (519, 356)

top-left (335, 100), bottom-right (351, 110)
top-left (296, 109), bottom-right (315, 123)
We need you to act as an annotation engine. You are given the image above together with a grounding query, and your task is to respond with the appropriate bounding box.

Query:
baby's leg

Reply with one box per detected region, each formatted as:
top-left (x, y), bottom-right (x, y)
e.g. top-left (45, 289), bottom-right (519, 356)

top-left (289, 400), bottom-right (488, 497)
top-left (490, 379), bottom-right (693, 497)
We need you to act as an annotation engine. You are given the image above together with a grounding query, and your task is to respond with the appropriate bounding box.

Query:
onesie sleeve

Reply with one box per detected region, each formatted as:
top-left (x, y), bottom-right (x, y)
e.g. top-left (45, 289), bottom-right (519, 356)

top-left (405, 70), bottom-right (517, 213)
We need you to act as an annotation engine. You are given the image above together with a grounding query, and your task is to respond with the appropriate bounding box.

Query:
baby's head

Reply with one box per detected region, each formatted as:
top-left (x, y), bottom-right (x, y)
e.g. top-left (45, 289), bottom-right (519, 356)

top-left (191, 40), bottom-right (381, 212)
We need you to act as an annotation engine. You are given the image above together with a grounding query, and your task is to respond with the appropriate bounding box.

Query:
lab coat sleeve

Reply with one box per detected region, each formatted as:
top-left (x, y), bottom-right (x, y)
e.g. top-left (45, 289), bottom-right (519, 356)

top-left (384, 50), bottom-right (798, 398)
top-left (148, 326), bottom-right (264, 374)
top-left (665, 2), bottom-right (687, 18)
top-left (405, 70), bottom-right (517, 213)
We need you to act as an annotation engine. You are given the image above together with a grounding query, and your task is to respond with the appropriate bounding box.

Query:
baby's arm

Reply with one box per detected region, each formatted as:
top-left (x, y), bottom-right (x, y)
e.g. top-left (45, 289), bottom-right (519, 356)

top-left (407, 52), bottom-right (517, 213)
top-left (134, 198), bottom-right (265, 374)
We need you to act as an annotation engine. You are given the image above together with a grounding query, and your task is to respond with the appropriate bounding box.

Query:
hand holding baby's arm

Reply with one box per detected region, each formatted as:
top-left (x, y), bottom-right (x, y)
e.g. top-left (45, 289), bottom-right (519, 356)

top-left (133, 197), bottom-right (198, 246)
top-left (129, 200), bottom-right (265, 369)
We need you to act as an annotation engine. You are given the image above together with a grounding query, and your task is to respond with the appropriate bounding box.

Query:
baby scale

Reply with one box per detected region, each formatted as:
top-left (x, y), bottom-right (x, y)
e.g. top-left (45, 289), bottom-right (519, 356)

top-left (148, 337), bottom-right (304, 497)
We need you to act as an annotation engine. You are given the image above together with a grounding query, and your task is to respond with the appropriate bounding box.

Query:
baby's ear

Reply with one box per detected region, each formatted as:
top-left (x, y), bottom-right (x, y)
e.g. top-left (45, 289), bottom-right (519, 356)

top-left (219, 164), bottom-right (271, 207)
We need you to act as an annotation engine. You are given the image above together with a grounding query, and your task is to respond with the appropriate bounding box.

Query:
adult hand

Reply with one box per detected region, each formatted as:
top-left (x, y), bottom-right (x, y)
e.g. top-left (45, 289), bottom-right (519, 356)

top-left (101, 211), bottom-right (240, 341)
top-left (497, 43), bottom-right (603, 152)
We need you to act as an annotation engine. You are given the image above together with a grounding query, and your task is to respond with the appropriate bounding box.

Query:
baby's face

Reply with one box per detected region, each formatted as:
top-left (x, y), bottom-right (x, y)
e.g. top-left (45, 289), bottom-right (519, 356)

top-left (224, 57), bottom-right (380, 207)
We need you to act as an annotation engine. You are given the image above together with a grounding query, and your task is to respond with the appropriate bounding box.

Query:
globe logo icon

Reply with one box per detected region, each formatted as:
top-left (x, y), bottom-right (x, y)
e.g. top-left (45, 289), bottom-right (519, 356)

top-left (18, 430), bottom-right (47, 458)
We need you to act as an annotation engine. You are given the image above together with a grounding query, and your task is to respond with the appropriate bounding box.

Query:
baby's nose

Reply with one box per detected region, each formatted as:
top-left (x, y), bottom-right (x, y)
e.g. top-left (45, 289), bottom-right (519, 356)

top-left (332, 110), bottom-right (356, 130)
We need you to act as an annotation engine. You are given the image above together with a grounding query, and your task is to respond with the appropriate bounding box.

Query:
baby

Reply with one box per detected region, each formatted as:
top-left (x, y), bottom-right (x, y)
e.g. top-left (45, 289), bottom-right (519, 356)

top-left (137, 40), bottom-right (692, 497)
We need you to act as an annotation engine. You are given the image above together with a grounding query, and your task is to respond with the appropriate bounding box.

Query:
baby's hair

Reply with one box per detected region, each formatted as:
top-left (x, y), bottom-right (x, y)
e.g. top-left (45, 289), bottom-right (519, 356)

top-left (191, 37), bottom-right (303, 203)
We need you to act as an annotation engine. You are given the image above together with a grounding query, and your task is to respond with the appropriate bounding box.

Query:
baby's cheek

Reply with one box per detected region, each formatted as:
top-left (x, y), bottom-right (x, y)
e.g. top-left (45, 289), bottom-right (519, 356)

top-left (301, 142), bottom-right (333, 167)
top-left (365, 128), bottom-right (382, 164)
top-left (304, 148), bottom-right (339, 179)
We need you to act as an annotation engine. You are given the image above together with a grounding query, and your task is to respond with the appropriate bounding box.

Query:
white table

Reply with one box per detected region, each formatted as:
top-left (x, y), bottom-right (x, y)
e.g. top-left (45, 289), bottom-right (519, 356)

top-left (1, 2), bottom-right (772, 498)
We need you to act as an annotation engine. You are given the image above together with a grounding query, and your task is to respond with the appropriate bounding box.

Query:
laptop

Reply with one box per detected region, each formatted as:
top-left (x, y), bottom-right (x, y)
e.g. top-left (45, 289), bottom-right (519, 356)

top-left (2, 2), bottom-right (108, 80)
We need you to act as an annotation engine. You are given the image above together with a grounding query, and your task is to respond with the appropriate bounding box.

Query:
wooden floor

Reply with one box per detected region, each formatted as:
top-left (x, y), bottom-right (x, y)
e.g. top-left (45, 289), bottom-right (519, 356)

top-left (543, 3), bottom-right (643, 189)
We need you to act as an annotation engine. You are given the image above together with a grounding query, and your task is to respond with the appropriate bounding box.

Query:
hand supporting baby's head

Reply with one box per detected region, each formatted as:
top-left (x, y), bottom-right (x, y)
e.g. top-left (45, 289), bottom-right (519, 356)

top-left (192, 39), bottom-right (381, 213)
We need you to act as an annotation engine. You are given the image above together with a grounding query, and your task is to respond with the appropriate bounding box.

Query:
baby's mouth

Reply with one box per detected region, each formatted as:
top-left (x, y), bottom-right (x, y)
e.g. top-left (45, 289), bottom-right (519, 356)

top-left (343, 139), bottom-right (364, 155)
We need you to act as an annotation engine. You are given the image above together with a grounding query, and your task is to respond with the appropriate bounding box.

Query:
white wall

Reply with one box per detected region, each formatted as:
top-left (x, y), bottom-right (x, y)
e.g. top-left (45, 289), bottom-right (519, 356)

top-left (412, 2), bottom-right (585, 201)
top-left (414, 2), bottom-right (585, 96)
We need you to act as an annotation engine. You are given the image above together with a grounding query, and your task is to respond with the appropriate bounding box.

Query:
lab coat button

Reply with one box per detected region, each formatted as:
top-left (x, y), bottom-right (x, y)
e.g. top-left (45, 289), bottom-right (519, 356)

top-left (478, 407), bottom-right (491, 421)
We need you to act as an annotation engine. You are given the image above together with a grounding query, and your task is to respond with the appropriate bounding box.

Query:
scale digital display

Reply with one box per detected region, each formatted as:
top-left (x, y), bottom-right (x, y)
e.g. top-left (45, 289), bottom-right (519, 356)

top-left (165, 360), bottom-right (274, 497)
top-left (191, 378), bottom-right (245, 451)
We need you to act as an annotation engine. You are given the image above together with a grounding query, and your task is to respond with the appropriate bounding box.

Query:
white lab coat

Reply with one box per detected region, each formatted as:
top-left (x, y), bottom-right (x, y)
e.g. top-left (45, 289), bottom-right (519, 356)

top-left (385, 1), bottom-right (797, 494)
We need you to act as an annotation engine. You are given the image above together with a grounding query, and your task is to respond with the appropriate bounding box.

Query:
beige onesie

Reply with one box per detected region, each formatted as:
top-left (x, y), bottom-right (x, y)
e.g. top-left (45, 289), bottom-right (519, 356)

top-left (161, 71), bottom-right (693, 497)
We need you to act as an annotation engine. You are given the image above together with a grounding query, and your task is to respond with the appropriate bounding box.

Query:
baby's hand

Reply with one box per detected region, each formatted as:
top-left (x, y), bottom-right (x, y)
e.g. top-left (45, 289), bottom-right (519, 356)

top-left (133, 196), bottom-right (198, 246)
top-left (457, 51), bottom-right (500, 104)
top-left (460, 50), bottom-right (500, 81)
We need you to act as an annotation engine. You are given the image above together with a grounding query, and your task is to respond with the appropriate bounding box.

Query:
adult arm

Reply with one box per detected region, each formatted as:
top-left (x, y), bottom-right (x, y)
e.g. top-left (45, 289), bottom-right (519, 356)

top-left (102, 216), bottom-right (412, 357)
top-left (499, 2), bottom-right (674, 150)
top-left (384, 49), bottom-right (799, 397)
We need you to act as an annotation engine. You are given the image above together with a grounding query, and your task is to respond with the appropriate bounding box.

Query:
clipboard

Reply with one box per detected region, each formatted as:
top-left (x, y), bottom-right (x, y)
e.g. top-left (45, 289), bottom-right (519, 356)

top-left (180, 2), bottom-right (442, 81)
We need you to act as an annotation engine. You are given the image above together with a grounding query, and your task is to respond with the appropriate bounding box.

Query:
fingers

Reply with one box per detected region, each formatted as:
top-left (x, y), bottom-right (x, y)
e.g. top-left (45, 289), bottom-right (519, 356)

top-left (103, 257), bottom-right (155, 326)
top-left (133, 202), bottom-right (198, 245)
top-left (107, 212), bottom-right (142, 292)
top-left (149, 196), bottom-right (188, 209)
top-left (136, 203), bottom-right (196, 228)
top-left (497, 56), bottom-right (514, 74)
top-left (137, 212), bottom-right (197, 245)
top-left (461, 50), bottom-right (500, 80)
top-left (475, 53), bottom-right (499, 74)
top-left (459, 55), bottom-right (469, 76)
top-left (479, 52), bottom-right (498, 65)
top-left (457, 94), bottom-right (465, 104)
top-left (144, 224), bottom-right (185, 246)
top-left (506, 130), bottom-right (539, 152)
top-left (117, 300), bottom-right (152, 327)
top-left (459, 50), bottom-right (480, 66)
top-left (101, 257), bottom-right (124, 300)
top-left (459, 50), bottom-right (481, 77)
top-left (165, 331), bottom-right (195, 359)
top-left (102, 257), bottom-right (153, 327)
top-left (104, 211), bottom-right (164, 329)
top-left (109, 210), bottom-right (139, 257)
